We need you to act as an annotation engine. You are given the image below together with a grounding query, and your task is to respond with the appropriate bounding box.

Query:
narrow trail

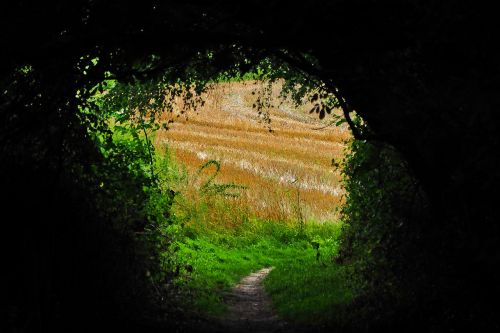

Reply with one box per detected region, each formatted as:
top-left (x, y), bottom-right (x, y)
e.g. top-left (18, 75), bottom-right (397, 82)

top-left (220, 267), bottom-right (287, 333)
top-left (184, 267), bottom-right (317, 333)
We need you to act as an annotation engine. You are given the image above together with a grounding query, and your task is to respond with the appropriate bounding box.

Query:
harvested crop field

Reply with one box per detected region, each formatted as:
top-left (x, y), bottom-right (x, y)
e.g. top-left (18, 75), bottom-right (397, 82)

top-left (154, 81), bottom-right (351, 222)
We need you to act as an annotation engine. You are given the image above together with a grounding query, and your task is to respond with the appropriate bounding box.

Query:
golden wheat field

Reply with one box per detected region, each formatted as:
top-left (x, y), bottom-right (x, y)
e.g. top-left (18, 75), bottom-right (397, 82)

top-left (154, 81), bottom-right (351, 223)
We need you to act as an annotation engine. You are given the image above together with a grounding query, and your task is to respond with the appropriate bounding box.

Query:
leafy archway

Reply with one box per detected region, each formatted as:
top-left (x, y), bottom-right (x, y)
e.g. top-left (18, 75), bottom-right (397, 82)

top-left (2, 1), bottom-right (499, 332)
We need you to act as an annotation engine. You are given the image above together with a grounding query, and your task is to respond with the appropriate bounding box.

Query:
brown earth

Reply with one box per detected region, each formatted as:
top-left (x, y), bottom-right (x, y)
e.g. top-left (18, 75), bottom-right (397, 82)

top-left (220, 267), bottom-right (286, 333)
top-left (184, 267), bottom-right (317, 333)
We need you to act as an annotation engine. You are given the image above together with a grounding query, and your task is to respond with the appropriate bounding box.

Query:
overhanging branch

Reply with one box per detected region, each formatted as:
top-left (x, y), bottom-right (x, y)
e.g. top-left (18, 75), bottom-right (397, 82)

top-left (274, 50), bottom-right (372, 141)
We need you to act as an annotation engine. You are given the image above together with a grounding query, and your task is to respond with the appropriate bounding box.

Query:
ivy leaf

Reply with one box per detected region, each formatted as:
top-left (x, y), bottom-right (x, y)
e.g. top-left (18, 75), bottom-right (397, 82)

top-left (319, 109), bottom-right (325, 119)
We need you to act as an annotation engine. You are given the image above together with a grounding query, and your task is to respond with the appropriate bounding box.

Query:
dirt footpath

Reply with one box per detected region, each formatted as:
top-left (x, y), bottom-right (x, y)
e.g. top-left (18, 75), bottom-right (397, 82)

top-left (183, 267), bottom-right (320, 333)
top-left (220, 267), bottom-right (286, 333)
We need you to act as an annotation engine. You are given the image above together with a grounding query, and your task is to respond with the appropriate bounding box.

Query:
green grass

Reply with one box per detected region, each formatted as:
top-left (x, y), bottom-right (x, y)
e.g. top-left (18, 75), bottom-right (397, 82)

top-left (171, 219), bottom-right (353, 326)
top-left (264, 222), bottom-right (353, 325)
top-left (174, 235), bottom-right (274, 315)
top-left (264, 250), bottom-right (352, 325)
top-left (155, 145), bottom-right (353, 325)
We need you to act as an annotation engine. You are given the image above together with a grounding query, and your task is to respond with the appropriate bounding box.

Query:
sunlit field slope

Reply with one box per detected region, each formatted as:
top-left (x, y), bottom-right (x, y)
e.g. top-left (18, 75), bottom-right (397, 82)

top-left (155, 81), bottom-right (351, 223)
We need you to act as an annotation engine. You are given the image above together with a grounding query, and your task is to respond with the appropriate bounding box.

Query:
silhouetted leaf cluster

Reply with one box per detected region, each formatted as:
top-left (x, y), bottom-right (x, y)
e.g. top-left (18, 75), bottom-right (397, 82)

top-left (2, 1), bottom-right (500, 331)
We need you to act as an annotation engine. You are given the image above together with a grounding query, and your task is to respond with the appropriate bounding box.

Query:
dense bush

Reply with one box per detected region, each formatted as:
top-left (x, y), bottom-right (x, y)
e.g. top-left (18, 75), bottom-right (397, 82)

top-left (1, 67), bottom-right (179, 331)
top-left (337, 138), bottom-right (430, 331)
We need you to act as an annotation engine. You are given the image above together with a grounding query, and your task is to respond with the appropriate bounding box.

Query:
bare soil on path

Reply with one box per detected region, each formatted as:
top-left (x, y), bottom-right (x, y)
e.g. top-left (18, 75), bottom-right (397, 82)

top-left (182, 267), bottom-right (322, 333)
top-left (220, 267), bottom-right (287, 333)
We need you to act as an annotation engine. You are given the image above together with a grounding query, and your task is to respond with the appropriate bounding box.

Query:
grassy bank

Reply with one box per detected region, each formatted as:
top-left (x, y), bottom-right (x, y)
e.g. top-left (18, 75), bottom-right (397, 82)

top-left (171, 218), bottom-right (353, 326)
top-left (265, 248), bottom-right (352, 325)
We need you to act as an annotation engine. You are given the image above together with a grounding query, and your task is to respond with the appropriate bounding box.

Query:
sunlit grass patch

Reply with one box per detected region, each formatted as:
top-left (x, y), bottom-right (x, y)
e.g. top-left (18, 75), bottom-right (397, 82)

top-left (264, 249), bottom-right (353, 325)
top-left (171, 218), bottom-right (351, 323)
top-left (173, 236), bottom-right (274, 315)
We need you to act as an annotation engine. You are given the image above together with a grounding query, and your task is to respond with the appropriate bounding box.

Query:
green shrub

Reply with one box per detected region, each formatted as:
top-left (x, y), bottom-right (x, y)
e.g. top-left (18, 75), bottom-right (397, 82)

top-left (336, 138), bottom-right (429, 329)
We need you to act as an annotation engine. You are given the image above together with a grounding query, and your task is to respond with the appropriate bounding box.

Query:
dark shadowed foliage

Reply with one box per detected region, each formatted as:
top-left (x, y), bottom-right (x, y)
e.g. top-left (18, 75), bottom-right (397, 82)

top-left (1, 1), bottom-right (499, 332)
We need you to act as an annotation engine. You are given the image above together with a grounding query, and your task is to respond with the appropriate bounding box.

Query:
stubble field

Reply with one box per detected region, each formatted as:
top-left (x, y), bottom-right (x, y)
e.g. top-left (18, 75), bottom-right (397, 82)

top-left (154, 81), bottom-right (351, 224)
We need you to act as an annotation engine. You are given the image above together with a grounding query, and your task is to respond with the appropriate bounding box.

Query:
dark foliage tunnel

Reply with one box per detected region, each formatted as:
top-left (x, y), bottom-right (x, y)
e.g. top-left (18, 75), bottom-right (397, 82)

top-left (1, 1), bottom-right (499, 332)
